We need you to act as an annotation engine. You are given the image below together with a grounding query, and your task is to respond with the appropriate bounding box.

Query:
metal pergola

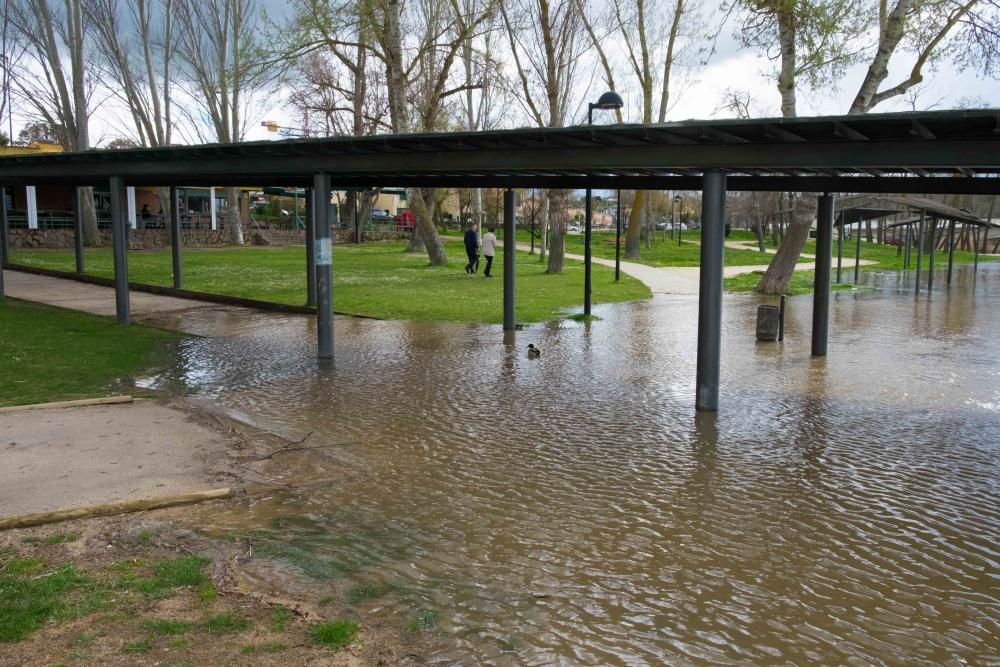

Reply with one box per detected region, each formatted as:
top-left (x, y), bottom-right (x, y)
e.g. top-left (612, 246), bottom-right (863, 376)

top-left (1, 109), bottom-right (999, 412)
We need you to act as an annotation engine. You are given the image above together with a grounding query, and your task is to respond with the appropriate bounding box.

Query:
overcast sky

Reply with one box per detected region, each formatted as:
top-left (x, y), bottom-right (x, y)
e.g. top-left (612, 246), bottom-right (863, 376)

top-left (15, 0), bottom-right (998, 145)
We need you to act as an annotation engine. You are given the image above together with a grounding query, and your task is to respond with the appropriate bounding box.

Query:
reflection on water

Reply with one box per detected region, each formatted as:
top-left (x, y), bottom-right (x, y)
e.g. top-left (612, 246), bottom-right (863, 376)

top-left (149, 264), bottom-right (1000, 664)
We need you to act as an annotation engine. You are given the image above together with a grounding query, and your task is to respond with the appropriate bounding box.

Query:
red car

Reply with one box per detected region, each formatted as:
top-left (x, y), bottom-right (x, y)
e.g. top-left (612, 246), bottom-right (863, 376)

top-left (394, 210), bottom-right (415, 229)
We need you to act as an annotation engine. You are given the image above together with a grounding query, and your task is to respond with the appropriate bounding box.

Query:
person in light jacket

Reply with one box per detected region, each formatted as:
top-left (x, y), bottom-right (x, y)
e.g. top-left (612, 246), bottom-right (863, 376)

top-left (482, 226), bottom-right (497, 277)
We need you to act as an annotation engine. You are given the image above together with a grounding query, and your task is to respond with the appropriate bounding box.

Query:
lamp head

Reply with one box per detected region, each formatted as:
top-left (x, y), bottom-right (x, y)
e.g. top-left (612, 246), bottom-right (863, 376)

top-left (592, 91), bottom-right (624, 110)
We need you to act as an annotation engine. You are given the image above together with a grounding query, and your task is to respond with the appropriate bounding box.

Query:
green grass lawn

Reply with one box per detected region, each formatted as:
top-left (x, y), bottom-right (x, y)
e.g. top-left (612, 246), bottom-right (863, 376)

top-left (723, 237), bottom-right (995, 295)
top-left (563, 231), bottom-right (776, 267)
top-left (9, 241), bottom-right (649, 324)
top-left (0, 300), bottom-right (180, 407)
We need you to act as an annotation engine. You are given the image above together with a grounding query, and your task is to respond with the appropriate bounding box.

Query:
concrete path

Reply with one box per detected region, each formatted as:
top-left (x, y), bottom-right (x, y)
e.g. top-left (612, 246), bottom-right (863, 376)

top-left (3, 269), bottom-right (218, 320)
top-left (509, 241), bottom-right (872, 295)
top-left (0, 401), bottom-right (229, 517)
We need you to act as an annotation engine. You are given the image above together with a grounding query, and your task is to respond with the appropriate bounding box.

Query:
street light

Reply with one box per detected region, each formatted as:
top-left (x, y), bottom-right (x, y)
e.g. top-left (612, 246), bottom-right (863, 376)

top-left (260, 121), bottom-right (308, 138)
top-left (585, 91), bottom-right (624, 316)
top-left (674, 194), bottom-right (683, 246)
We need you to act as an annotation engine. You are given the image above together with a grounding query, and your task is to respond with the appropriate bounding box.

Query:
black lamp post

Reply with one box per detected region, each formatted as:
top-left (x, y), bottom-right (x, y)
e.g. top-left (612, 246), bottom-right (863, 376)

top-left (585, 91), bottom-right (624, 315)
top-left (674, 194), bottom-right (683, 246)
top-left (614, 189), bottom-right (622, 281)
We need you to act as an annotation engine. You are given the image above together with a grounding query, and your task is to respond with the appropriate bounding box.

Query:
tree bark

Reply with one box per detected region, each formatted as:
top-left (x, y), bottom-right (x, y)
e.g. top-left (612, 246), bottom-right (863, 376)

top-left (224, 187), bottom-right (244, 245)
top-left (407, 187), bottom-right (445, 263)
top-left (546, 189), bottom-right (567, 274)
top-left (79, 187), bottom-right (99, 246)
top-left (624, 190), bottom-right (645, 259)
top-left (754, 199), bottom-right (812, 295)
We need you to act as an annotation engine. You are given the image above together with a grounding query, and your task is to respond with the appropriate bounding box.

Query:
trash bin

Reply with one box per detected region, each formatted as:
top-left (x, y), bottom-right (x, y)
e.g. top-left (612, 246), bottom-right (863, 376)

top-left (756, 304), bottom-right (780, 341)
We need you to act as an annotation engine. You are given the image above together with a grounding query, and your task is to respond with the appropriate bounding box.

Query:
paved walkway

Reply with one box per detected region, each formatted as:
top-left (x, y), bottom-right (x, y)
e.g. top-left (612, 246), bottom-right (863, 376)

top-left (3, 269), bottom-right (219, 320)
top-left (510, 240), bottom-right (871, 295)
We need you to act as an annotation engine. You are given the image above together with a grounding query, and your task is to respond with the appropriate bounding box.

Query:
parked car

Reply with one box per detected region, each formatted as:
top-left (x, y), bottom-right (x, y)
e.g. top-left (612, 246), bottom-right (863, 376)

top-left (567, 224), bottom-right (580, 232)
top-left (394, 210), bottom-right (415, 229)
top-left (370, 209), bottom-right (393, 223)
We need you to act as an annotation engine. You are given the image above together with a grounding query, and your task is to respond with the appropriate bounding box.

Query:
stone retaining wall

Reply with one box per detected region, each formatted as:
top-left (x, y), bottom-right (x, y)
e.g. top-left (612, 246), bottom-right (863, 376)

top-left (9, 227), bottom-right (411, 249)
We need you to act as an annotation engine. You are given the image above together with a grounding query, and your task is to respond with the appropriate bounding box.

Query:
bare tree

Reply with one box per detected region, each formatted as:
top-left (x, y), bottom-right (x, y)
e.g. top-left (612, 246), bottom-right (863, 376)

top-left (175, 0), bottom-right (279, 244)
top-left (579, 0), bottom-right (699, 260)
top-left (6, 0), bottom-right (99, 243)
top-left (87, 0), bottom-right (176, 226)
top-left (850, 0), bottom-right (998, 113)
top-left (501, 0), bottom-right (584, 273)
top-left (746, 0), bottom-right (999, 294)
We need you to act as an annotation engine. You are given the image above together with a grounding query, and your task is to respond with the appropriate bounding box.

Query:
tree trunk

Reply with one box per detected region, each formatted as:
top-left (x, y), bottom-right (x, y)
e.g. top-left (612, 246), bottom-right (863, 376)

top-left (755, 217), bottom-right (767, 252)
top-left (78, 187), bottom-right (99, 246)
top-left (624, 190), bottom-right (645, 258)
top-left (546, 190), bottom-right (566, 274)
top-left (407, 187), bottom-right (445, 263)
top-left (539, 190), bottom-right (548, 261)
top-left (776, 8), bottom-right (797, 118)
top-left (157, 186), bottom-right (171, 226)
top-left (224, 187), bottom-right (243, 244)
top-left (755, 199), bottom-right (813, 295)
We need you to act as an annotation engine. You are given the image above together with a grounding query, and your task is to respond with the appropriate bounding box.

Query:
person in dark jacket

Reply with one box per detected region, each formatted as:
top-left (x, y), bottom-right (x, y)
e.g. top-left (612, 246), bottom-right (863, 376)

top-left (464, 223), bottom-right (480, 274)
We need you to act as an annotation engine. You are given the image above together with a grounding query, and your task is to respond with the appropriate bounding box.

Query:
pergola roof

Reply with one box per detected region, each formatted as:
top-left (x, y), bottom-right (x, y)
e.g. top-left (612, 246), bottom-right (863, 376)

top-left (1, 110), bottom-right (999, 194)
top-left (836, 194), bottom-right (993, 226)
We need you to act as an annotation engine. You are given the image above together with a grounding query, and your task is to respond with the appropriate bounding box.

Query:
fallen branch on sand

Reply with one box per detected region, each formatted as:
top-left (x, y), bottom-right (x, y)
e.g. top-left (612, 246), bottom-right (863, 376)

top-left (0, 487), bottom-right (233, 531)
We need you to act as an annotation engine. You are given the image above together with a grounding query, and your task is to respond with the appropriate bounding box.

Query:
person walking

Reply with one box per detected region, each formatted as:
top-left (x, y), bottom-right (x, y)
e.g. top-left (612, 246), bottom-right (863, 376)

top-left (482, 225), bottom-right (497, 277)
top-left (464, 223), bottom-right (479, 274)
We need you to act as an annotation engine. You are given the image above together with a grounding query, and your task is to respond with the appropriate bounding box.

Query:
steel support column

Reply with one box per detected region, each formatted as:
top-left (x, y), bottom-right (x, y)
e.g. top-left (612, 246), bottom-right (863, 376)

top-left (946, 220), bottom-right (956, 285)
top-left (915, 211), bottom-right (925, 295)
top-left (1, 186), bottom-right (9, 263)
top-left (854, 218), bottom-right (862, 284)
top-left (305, 188), bottom-right (316, 307)
top-left (109, 176), bottom-right (130, 324)
top-left (503, 189), bottom-right (517, 331)
top-left (614, 189), bottom-right (621, 281)
top-left (927, 218), bottom-right (936, 291)
top-left (170, 186), bottom-right (182, 288)
top-left (695, 170), bottom-right (727, 412)
top-left (73, 188), bottom-right (84, 274)
top-left (314, 174), bottom-right (334, 359)
top-left (836, 211), bottom-right (843, 283)
top-left (812, 194), bottom-right (834, 357)
top-left (584, 187), bottom-right (593, 315)
top-left (904, 223), bottom-right (912, 269)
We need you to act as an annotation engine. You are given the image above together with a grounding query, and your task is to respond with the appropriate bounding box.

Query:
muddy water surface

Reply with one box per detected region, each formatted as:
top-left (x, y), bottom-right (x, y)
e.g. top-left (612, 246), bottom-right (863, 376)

top-left (148, 264), bottom-right (999, 665)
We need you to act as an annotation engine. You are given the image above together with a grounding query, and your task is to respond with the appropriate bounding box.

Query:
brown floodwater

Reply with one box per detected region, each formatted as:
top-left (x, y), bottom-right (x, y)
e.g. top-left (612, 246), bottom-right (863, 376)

top-left (145, 263), bottom-right (1000, 665)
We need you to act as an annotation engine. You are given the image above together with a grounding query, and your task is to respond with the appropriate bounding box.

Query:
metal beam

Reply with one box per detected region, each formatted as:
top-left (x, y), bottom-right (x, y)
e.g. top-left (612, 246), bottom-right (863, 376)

top-left (170, 186), bottom-right (182, 289)
top-left (109, 176), bottom-right (131, 324)
top-left (696, 170), bottom-right (727, 412)
top-left (305, 187), bottom-right (316, 308)
top-left (314, 174), bottom-right (333, 359)
top-left (812, 195), bottom-right (835, 356)
top-left (0, 173), bottom-right (997, 196)
top-left (503, 189), bottom-right (516, 331)
top-left (3, 140), bottom-right (999, 184)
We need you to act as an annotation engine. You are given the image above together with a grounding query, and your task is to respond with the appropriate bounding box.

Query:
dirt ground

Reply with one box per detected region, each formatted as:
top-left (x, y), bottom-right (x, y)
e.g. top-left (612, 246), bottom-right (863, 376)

top-left (0, 401), bottom-right (423, 666)
top-left (0, 513), bottom-right (412, 666)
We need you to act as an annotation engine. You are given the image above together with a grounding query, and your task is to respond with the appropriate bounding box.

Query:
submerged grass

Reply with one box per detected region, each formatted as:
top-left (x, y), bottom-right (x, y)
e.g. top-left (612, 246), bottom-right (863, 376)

top-left (309, 619), bottom-right (358, 648)
top-left (9, 240), bottom-right (650, 323)
top-left (0, 299), bottom-right (180, 407)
